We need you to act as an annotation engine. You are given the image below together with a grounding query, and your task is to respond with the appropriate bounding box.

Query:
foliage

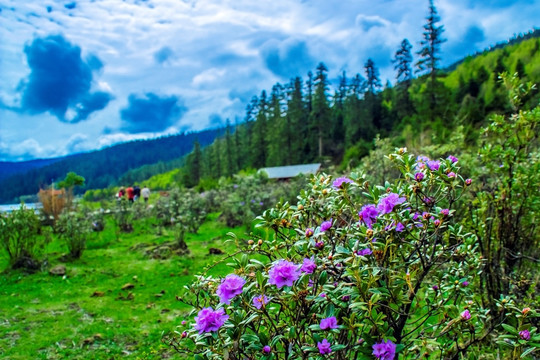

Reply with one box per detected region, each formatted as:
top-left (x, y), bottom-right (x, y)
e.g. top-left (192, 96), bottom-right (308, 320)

top-left (112, 198), bottom-right (134, 234)
top-left (170, 150), bottom-right (533, 359)
top-left (57, 171), bottom-right (85, 208)
top-left (153, 188), bottom-right (209, 235)
top-left (0, 205), bottom-right (51, 270)
top-left (55, 207), bottom-right (92, 259)
top-left (466, 73), bottom-right (540, 312)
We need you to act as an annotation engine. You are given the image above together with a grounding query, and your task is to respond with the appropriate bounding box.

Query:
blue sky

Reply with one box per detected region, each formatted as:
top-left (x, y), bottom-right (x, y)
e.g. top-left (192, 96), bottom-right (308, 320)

top-left (0, 0), bottom-right (538, 161)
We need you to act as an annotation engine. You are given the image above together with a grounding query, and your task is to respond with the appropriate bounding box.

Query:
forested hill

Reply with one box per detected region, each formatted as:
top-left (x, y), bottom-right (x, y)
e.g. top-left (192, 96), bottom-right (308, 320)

top-left (0, 158), bottom-right (63, 182)
top-left (0, 128), bottom-right (223, 203)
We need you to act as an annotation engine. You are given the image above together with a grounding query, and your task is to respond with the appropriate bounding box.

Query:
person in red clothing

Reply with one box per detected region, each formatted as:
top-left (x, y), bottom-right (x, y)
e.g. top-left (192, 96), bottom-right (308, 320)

top-left (126, 186), bottom-right (134, 202)
top-left (118, 187), bottom-right (125, 199)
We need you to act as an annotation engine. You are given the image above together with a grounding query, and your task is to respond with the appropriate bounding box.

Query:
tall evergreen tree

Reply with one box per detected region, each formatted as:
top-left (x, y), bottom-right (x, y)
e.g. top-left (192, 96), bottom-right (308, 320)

top-left (310, 63), bottom-right (331, 159)
top-left (415, 0), bottom-right (447, 123)
top-left (364, 59), bottom-right (383, 130)
top-left (364, 58), bottom-right (382, 94)
top-left (252, 91), bottom-right (268, 168)
top-left (393, 39), bottom-right (415, 120)
top-left (224, 119), bottom-right (235, 176)
top-left (287, 77), bottom-right (307, 165)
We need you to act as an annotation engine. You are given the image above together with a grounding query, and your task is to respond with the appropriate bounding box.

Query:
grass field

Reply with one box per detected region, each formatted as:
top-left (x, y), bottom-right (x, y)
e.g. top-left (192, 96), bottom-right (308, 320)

top-left (0, 212), bottom-right (247, 359)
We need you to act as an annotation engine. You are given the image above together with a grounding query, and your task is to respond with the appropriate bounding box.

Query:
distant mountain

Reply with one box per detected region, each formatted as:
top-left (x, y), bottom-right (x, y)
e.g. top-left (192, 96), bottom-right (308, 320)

top-left (0, 128), bottom-right (224, 203)
top-left (0, 158), bottom-right (64, 182)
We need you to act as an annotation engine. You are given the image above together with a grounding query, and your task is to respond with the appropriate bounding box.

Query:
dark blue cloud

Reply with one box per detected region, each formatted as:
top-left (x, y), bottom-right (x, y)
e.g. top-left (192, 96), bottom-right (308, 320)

top-left (154, 46), bottom-right (174, 64)
top-left (356, 16), bottom-right (386, 32)
top-left (18, 34), bottom-right (111, 122)
top-left (120, 93), bottom-right (188, 133)
top-left (261, 39), bottom-right (316, 78)
top-left (208, 113), bottom-right (223, 127)
top-left (64, 2), bottom-right (76, 10)
top-left (446, 25), bottom-right (486, 62)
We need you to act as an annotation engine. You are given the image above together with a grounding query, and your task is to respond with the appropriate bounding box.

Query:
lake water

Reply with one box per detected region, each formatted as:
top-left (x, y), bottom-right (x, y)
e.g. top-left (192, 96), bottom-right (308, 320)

top-left (0, 203), bottom-right (41, 213)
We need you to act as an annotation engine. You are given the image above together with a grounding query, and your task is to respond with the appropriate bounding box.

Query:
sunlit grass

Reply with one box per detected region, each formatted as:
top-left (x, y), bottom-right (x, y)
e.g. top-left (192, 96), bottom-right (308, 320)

top-left (0, 212), bottom-right (247, 359)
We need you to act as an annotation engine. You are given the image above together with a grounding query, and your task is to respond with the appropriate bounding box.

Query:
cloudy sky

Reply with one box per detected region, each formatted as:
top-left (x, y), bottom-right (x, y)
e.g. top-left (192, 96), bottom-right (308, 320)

top-left (0, 0), bottom-right (538, 161)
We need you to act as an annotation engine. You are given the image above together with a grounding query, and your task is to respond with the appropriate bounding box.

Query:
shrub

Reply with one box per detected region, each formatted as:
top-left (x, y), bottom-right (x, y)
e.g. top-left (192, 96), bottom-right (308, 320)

top-left (0, 205), bottom-right (51, 270)
top-left (38, 187), bottom-right (66, 225)
top-left (55, 207), bottom-right (92, 259)
top-left (169, 150), bottom-right (537, 359)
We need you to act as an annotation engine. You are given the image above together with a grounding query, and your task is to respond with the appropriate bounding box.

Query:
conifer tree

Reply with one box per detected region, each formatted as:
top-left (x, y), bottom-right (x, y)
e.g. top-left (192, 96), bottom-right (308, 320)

top-left (415, 0), bottom-right (447, 124)
top-left (310, 63), bottom-right (331, 159)
top-left (287, 77), bottom-right (307, 165)
top-left (252, 91), bottom-right (268, 168)
top-left (393, 39), bottom-right (415, 120)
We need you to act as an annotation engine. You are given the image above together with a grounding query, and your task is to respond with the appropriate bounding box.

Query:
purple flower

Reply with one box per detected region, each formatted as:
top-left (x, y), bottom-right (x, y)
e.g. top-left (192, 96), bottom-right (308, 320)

top-left (194, 307), bottom-right (229, 334)
top-left (317, 339), bottom-right (332, 354)
top-left (314, 241), bottom-right (325, 249)
top-left (372, 339), bottom-right (397, 360)
top-left (377, 193), bottom-right (406, 214)
top-left (320, 219), bottom-right (332, 232)
top-left (301, 257), bottom-right (317, 274)
top-left (432, 285), bottom-right (439, 291)
top-left (433, 219), bottom-right (441, 227)
top-left (461, 281), bottom-right (469, 287)
top-left (440, 209), bottom-right (449, 216)
top-left (333, 177), bottom-right (354, 189)
top-left (233, 184), bottom-right (239, 189)
top-left (461, 310), bottom-right (471, 320)
top-left (356, 248), bottom-right (372, 256)
top-left (342, 295), bottom-right (350, 301)
top-left (305, 228), bottom-right (314, 237)
top-left (216, 274), bottom-right (246, 304)
top-left (395, 222), bottom-right (405, 232)
top-left (447, 172), bottom-right (456, 178)
top-left (359, 204), bottom-right (379, 228)
top-left (320, 293), bottom-right (326, 298)
top-left (320, 316), bottom-right (338, 330)
top-left (240, 201), bottom-right (245, 206)
top-left (415, 172), bottom-right (425, 181)
top-left (465, 178), bottom-right (472, 186)
top-left (268, 260), bottom-right (301, 288)
top-left (427, 160), bottom-right (440, 171)
top-left (519, 329), bottom-right (531, 341)
top-left (263, 345), bottom-right (271, 353)
top-left (259, 201), bottom-right (264, 206)
top-left (252, 294), bottom-right (270, 309)
top-left (447, 155), bottom-right (458, 163)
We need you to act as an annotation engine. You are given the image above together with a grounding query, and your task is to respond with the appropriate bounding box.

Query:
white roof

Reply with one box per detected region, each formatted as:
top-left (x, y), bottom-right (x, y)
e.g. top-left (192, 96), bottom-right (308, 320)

top-left (258, 163), bottom-right (321, 179)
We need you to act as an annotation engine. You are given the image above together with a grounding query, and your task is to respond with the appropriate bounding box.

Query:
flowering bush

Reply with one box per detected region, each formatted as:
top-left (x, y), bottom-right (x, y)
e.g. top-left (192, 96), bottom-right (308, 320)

top-left (55, 207), bottom-right (92, 259)
top-left (169, 150), bottom-right (535, 359)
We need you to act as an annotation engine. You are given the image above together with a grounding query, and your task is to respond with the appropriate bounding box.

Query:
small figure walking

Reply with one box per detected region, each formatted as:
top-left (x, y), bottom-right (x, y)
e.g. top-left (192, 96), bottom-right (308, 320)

top-left (141, 186), bottom-right (150, 203)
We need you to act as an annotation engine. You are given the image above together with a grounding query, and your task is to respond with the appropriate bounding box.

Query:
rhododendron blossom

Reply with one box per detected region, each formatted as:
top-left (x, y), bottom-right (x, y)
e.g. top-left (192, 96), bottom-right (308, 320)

top-left (268, 260), bottom-right (301, 288)
top-left (216, 274), bottom-right (246, 304)
top-left (194, 307), bottom-right (228, 334)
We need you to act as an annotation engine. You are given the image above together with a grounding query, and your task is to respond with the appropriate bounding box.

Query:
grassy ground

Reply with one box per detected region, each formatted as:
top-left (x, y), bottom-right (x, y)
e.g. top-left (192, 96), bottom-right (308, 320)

top-left (0, 212), bottom-right (247, 359)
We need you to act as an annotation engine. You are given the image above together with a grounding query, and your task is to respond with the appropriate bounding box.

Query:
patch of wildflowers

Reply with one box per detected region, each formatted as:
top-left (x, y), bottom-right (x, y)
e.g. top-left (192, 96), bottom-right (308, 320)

top-left (268, 260), bottom-right (301, 288)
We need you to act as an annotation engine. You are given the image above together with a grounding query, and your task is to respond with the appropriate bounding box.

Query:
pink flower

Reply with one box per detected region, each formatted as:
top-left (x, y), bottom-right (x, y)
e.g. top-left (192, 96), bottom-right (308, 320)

top-left (519, 329), bottom-right (530, 341)
top-left (377, 193), bottom-right (406, 214)
top-left (320, 219), bottom-right (332, 232)
top-left (263, 345), bottom-right (271, 353)
top-left (447, 172), bottom-right (456, 178)
top-left (333, 177), bottom-right (353, 189)
top-left (317, 339), bottom-right (332, 354)
top-left (305, 228), bottom-right (314, 237)
top-left (252, 294), bottom-right (269, 309)
top-left (268, 260), bottom-right (301, 288)
top-left (216, 274), bottom-right (246, 304)
top-left (415, 172), bottom-right (425, 181)
top-left (447, 155), bottom-right (458, 163)
top-left (372, 339), bottom-right (396, 360)
top-left (359, 204), bottom-right (379, 228)
top-left (320, 316), bottom-right (338, 330)
top-left (461, 309), bottom-right (471, 320)
top-left (440, 209), bottom-right (449, 216)
top-left (301, 257), bottom-right (317, 274)
top-left (427, 160), bottom-right (440, 171)
top-left (194, 307), bottom-right (229, 334)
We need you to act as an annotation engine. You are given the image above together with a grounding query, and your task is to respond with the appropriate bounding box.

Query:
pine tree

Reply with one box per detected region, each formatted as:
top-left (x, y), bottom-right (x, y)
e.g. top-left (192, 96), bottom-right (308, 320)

top-left (310, 63), bottom-right (331, 159)
top-left (252, 91), bottom-right (268, 168)
top-left (287, 77), bottom-right (307, 164)
top-left (364, 59), bottom-right (383, 130)
top-left (224, 119), bottom-right (235, 176)
top-left (393, 39), bottom-right (415, 120)
top-left (364, 58), bottom-right (382, 94)
top-left (415, 0), bottom-right (447, 123)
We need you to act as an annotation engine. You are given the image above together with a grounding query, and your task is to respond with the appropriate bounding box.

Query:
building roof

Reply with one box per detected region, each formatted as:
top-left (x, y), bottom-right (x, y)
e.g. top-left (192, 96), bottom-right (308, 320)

top-left (258, 163), bottom-right (321, 179)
